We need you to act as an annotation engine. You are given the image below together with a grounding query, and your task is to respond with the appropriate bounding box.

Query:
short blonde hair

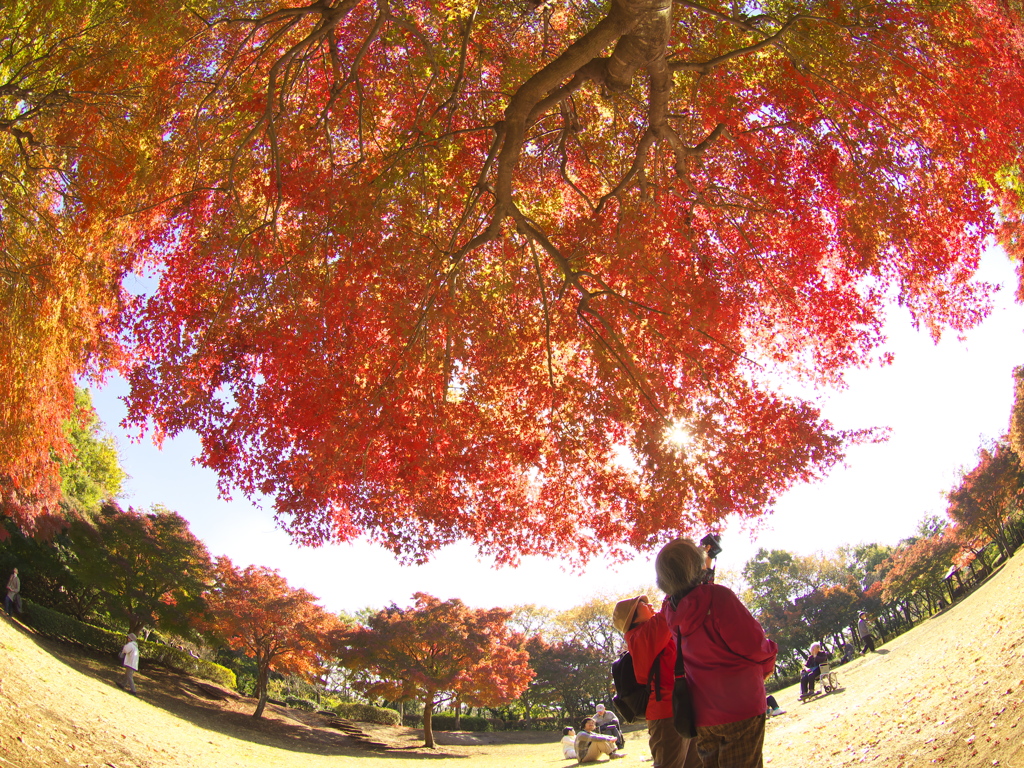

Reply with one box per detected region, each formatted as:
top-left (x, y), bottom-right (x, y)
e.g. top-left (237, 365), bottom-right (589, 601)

top-left (655, 538), bottom-right (705, 597)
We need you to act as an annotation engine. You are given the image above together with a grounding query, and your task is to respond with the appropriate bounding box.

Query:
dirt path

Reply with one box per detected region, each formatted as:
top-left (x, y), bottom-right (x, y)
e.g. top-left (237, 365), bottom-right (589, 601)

top-left (1, 552), bottom-right (1023, 768)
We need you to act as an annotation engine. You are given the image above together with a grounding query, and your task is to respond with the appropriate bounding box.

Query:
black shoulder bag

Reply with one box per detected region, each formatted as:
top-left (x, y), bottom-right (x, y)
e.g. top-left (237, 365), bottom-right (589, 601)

top-left (672, 631), bottom-right (697, 738)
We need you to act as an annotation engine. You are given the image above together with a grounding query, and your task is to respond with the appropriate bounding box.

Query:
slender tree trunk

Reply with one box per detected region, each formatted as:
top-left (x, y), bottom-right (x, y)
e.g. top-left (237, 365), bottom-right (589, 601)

top-left (423, 694), bottom-right (436, 748)
top-left (253, 662), bottom-right (270, 718)
top-left (454, 697), bottom-right (462, 730)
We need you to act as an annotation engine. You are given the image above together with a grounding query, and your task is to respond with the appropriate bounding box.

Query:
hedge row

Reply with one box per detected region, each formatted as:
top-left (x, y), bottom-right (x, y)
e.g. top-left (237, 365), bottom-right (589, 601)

top-left (21, 601), bottom-right (236, 690)
top-left (402, 713), bottom-right (496, 732)
top-left (333, 701), bottom-right (402, 725)
top-left (284, 695), bottom-right (318, 711)
top-left (501, 717), bottom-right (564, 731)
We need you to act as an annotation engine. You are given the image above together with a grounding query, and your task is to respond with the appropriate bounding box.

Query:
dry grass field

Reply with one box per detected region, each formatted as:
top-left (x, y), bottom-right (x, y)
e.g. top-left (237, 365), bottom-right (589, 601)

top-left (2, 551), bottom-right (1023, 768)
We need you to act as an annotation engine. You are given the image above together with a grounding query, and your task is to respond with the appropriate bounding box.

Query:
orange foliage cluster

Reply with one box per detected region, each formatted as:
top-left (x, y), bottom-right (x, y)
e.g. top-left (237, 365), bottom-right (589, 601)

top-left (207, 557), bottom-right (342, 717)
top-left (342, 592), bottom-right (532, 745)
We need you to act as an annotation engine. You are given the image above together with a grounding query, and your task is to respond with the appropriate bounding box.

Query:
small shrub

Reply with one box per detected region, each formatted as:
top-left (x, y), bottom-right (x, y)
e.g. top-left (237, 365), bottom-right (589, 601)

top-left (333, 701), bottom-right (401, 725)
top-left (21, 600), bottom-right (121, 653)
top-left (284, 695), bottom-right (318, 711)
top-left (236, 674), bottom-right (257, 697)
top-left (765, 672), bottom-right (799, 694)
top-left (139, 641), bottom-right (237, 690)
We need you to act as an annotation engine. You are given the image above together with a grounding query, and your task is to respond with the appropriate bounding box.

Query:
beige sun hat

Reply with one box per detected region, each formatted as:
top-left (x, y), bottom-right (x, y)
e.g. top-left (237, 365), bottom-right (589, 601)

top-left (612, 595), bottom-right (649, 633)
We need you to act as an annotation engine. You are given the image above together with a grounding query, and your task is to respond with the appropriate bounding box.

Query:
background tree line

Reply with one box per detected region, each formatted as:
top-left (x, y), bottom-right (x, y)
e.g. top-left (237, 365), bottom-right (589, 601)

top-left (4, 385), bottom-right (1024, 736)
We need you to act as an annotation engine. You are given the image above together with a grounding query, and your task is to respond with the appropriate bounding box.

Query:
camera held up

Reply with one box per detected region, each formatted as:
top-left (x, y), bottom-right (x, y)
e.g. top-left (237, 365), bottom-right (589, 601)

top-left (700, 533), bottom-right (723, 559)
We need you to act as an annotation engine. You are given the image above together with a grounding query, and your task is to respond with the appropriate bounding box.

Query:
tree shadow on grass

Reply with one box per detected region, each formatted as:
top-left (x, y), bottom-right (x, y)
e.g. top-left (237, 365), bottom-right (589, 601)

top-left (18, 622), bottom-right (469, 761)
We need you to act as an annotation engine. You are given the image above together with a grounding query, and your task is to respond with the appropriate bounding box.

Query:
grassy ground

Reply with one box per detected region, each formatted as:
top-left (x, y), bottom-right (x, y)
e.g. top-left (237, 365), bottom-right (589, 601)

top-left (2, 552), bottom-right (1023, 768)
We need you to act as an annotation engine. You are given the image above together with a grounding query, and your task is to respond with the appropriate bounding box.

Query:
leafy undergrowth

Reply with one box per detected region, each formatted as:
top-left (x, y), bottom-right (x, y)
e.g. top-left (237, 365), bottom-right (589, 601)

top-left (2, 554), bottom-right (1023, 768)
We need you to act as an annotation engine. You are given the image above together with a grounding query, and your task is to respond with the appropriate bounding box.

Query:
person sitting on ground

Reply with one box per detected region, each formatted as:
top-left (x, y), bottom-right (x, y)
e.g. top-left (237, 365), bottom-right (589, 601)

top-left (766, 694), bottom-right (785, 717)
top-left (799, 642), bottom-right (831, 699)
top-left (574, 717), bottom-right (623, 762)
top-left (561, 726), bottom-right (578, 760)
top-left (841, 641), bottom-right (855, 663)
top-left (592, 703), bottom-right (624, 750)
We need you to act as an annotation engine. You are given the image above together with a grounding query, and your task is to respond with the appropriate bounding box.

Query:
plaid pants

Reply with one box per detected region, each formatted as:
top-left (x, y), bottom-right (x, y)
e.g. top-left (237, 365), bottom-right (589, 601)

top-left (648, 717), bottom-right (702, 768)
top-left (696, 714), bottom-right (766, 768)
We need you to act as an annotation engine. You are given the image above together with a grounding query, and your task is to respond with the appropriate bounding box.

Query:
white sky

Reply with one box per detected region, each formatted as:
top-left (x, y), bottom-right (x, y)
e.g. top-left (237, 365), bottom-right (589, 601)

top-left (90, 244), bottom-right (1024, 615)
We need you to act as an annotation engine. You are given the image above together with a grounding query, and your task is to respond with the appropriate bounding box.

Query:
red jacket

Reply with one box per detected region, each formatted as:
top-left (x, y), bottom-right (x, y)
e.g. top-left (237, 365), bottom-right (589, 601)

top-left (662, 584), bottom-right (777, 728)
top-left (625, 611), bottom-right (675, 721)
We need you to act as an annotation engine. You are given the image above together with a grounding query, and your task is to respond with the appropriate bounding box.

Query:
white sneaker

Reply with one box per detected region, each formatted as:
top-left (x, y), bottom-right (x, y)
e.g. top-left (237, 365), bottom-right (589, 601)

top-left (769, 707), bottom-right (785, 716)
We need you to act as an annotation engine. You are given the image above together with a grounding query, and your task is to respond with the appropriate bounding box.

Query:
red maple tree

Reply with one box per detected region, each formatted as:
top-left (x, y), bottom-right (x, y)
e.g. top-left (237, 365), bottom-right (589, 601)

top-left (4, 2), bottom-right (1024, 562)
top-left (119, 1), bottom-right (1024, 562)
top-left (207, 557), bottom-right (340, 718)
top-left (947, 442), bottom-right (1024, 559)
top-left (879, 530), bottom-right (961, 614)
top-left (341, 593), bottom-right (532, 747)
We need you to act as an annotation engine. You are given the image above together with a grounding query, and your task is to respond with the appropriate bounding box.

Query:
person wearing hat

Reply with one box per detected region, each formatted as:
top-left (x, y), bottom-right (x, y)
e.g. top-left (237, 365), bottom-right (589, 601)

top-left (613, 595), bottom-right (701, 768)
top-left (591, 703), bottom-right (624, 749)
top-left (857, 612), bottom-right (876, 654)
top-left (119, 632), bottom-right (140, 695)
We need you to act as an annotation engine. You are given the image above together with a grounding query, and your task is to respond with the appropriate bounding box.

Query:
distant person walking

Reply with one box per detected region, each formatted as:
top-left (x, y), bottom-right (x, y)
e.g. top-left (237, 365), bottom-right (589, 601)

top-left (4, 568), bottom-right (20, 616)
top-left (119, 633), bottom-right (140, 695)
top-left (858, 612), bottom-right (877, 654)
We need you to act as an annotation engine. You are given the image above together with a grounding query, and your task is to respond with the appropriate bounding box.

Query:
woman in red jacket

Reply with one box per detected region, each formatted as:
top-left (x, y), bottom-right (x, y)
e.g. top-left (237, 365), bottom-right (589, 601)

top-left (614, 595), bottom-right (701, 768)
top-left (656, 538), bottom-right (778, 768)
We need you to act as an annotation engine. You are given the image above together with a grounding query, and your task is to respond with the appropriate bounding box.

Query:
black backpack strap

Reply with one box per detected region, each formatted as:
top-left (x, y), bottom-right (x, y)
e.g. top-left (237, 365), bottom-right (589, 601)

top-left (649, 648), bottom-right (661, 702)
top-left (650, 646), bottom-right (667, 701)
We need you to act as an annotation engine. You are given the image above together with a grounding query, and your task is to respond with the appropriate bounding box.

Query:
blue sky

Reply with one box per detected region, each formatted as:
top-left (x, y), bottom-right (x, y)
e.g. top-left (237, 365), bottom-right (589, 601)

top-left (90, 244), bottom-right (1024, 614)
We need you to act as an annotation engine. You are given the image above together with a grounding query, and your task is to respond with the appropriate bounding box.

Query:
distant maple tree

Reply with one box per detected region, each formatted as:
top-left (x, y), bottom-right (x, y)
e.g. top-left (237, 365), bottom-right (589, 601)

top-left (520, 634), bottom-right (609, 721)
top-left (4, 2), bottom-right (1024, 562)
top-left (341, 593), bottom-right (532, 748)
top-left (207, 557), bottom-right (341, 718)
top-left (947, 442), bottom-right (1024, 560)
top-left (879, 530), bottom-right (960, 615)
top-left (67, 503), bottom-right (214, 635)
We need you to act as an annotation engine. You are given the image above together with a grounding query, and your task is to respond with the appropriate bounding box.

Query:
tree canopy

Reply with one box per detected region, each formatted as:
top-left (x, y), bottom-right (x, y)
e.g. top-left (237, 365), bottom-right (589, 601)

top-left (3, 1), bottom-right (1024, 562)
top-left (207, 556), bottom-right (341, 718)
top-left (341, 592), bottom-right (532, 747)
top-left (947, 441), bottom-right (1024, 559)
top-left (67, 503), bottom-right (214, 635)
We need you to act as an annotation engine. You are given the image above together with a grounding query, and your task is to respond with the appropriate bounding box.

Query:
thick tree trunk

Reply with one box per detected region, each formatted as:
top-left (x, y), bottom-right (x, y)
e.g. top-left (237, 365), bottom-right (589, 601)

top-left (606, 0), bottom-right (673, 91)
top-left (454, 698), bottom-right (462, 730)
